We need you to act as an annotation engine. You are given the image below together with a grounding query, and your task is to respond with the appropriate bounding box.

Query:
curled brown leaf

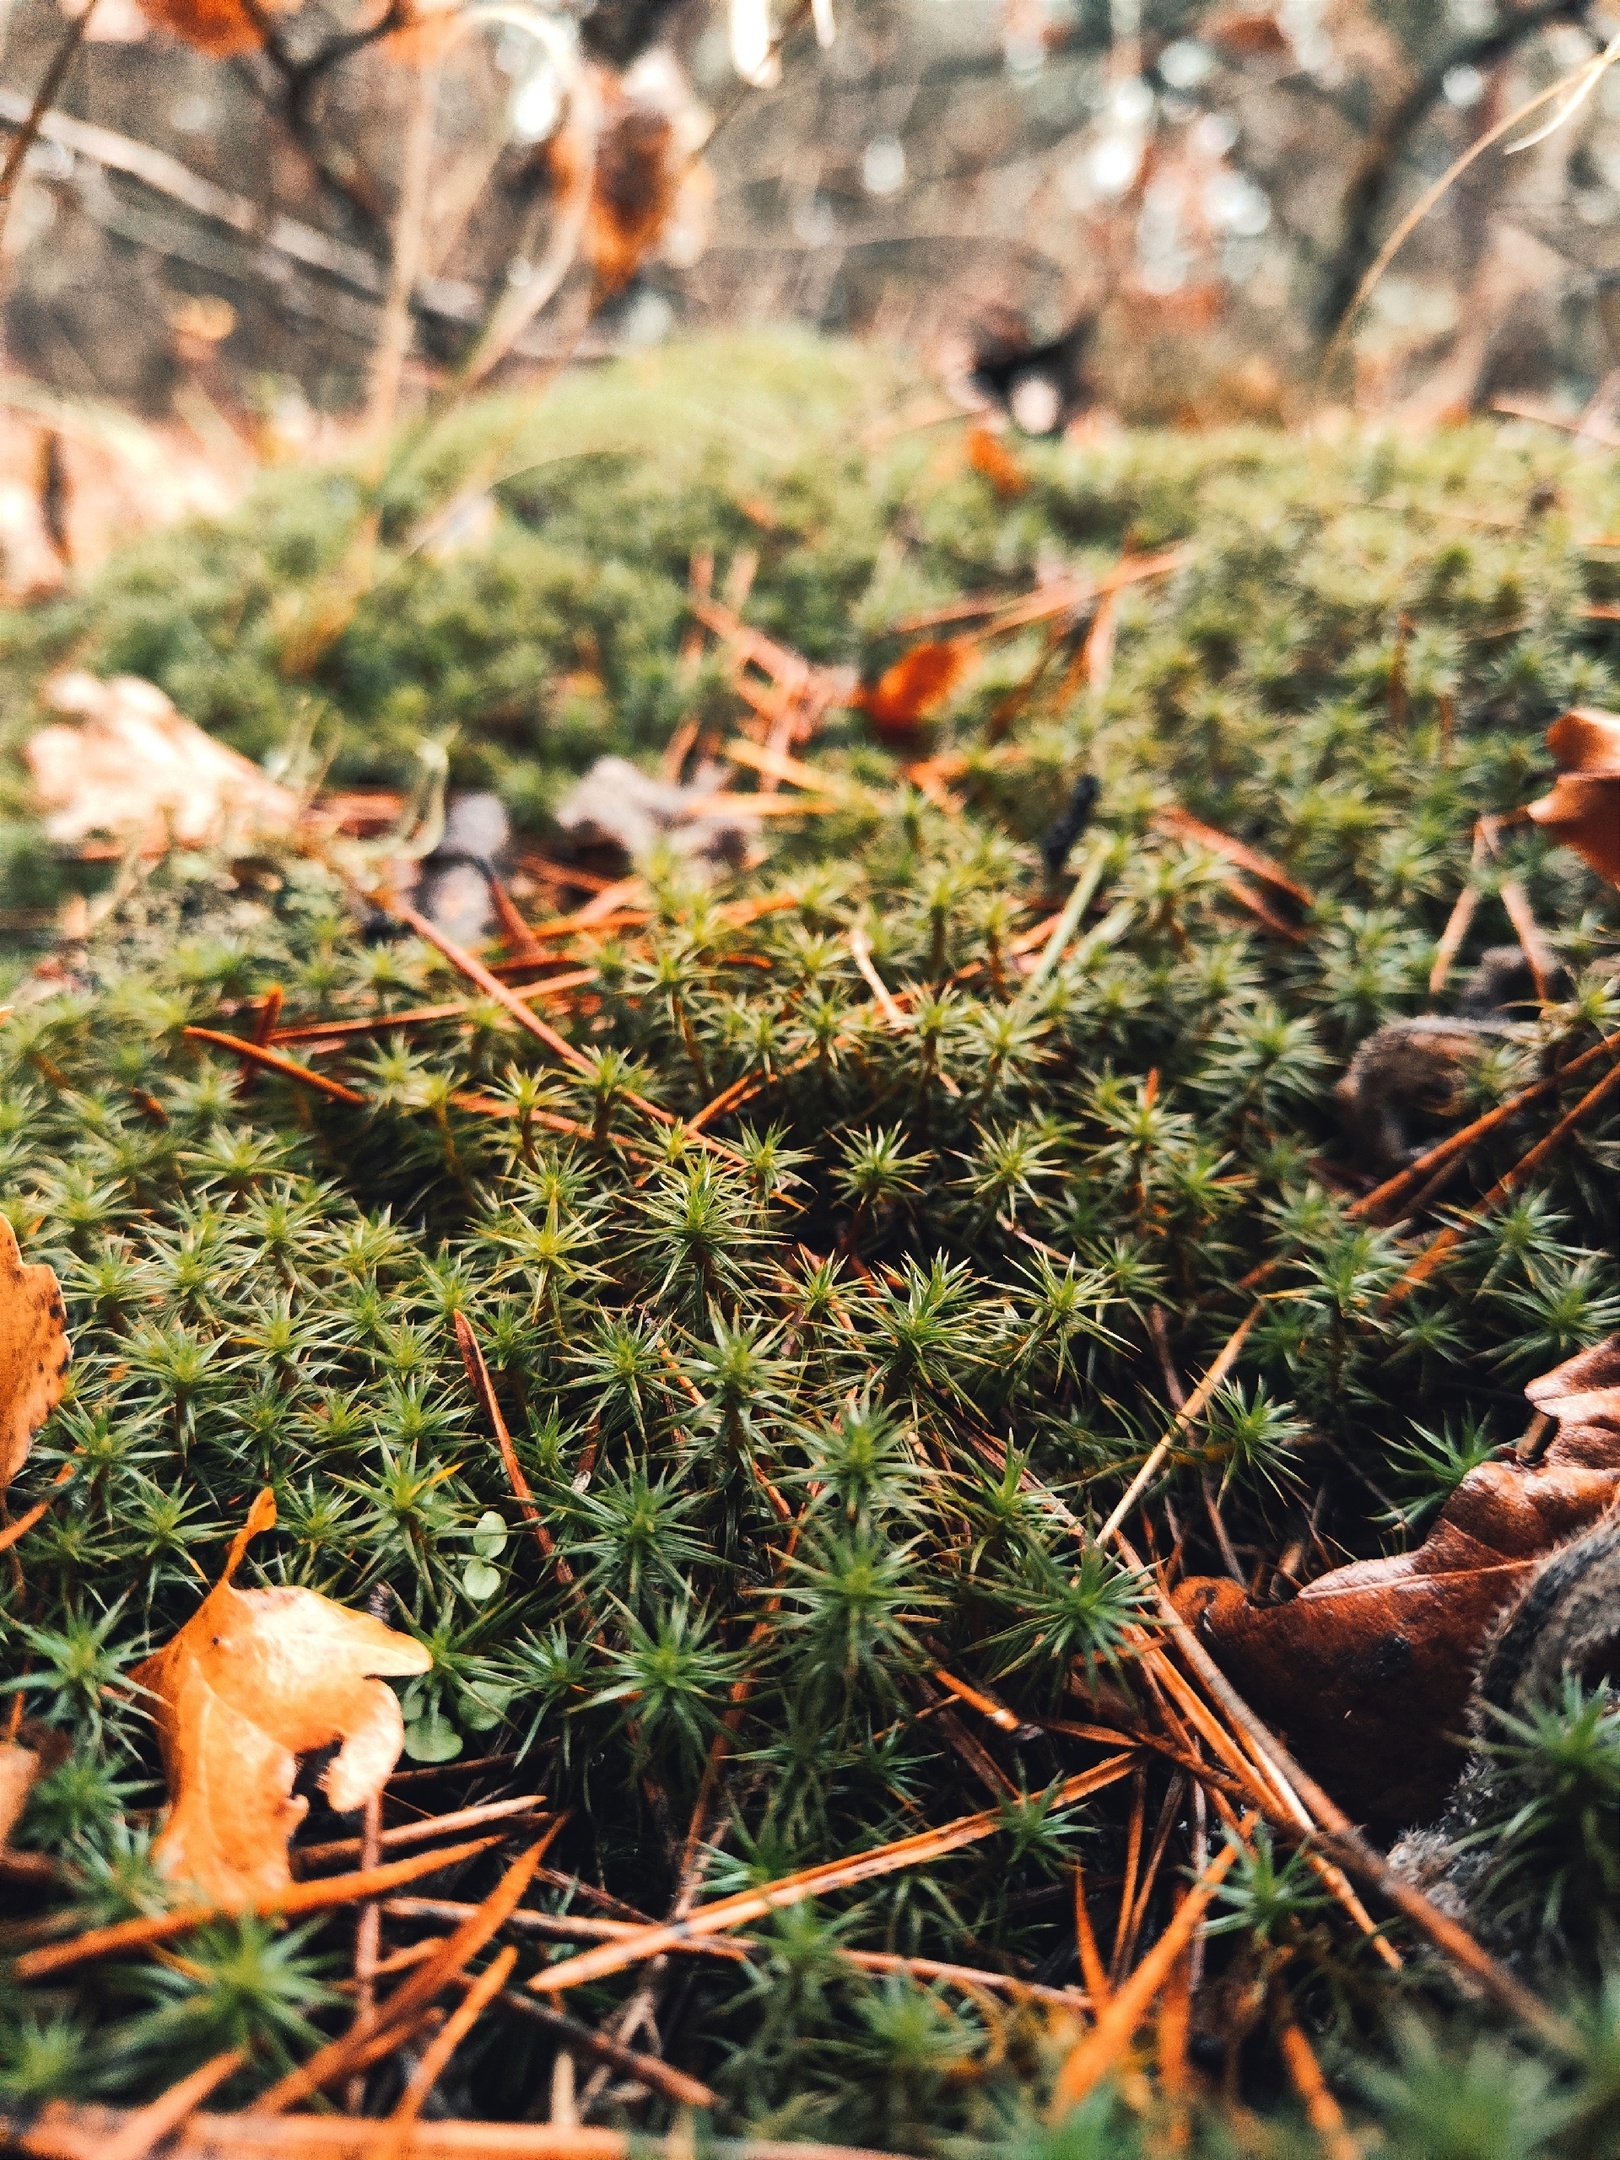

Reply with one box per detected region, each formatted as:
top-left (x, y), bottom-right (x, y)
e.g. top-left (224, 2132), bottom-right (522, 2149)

top-left (132, 1490), bottom-right (431, 1905)
top-left (1176, 1338), bottom-right (1620, 1826)
top-left (1525, 706), bottom-right (1620, 886)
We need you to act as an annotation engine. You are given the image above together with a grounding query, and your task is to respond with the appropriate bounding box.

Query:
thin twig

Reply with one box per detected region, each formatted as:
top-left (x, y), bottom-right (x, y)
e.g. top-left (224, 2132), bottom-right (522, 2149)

top-left (0, 0), bottom-right (100, 252)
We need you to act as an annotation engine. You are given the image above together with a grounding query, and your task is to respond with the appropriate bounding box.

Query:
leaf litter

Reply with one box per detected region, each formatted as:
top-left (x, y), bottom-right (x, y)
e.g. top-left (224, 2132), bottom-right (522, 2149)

top-left (0, 357), bottom-right (1619, 2153)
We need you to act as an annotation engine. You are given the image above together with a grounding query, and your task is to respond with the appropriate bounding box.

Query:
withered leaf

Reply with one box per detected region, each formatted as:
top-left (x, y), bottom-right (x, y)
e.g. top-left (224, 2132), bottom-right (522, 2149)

top-left (1176, 1336), bottom-right (1620, 1826)
top-left (1525, 706), bottom-right (1620, 886)
top-left (586, 85), bottom-right (680, 295)
top-left (965, 426), bottom-right (1029, 499)
top-left (26, 673), bottom-right (300, 859)
top-left (132, 1490), bottom-right (431, 1905)
top-left (856, 640), bottom-right (974, 741)
top-left (0, 1214), bottom-right (70, 1494)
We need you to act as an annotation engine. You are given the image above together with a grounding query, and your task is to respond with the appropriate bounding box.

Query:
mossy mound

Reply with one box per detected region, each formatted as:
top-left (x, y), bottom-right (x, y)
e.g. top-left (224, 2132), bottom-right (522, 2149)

top-left (2, 340), bottom-right (1620, 2153)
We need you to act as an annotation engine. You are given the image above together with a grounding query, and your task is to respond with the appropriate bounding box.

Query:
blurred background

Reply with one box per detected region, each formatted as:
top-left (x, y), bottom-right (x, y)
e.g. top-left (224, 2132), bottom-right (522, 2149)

top-left (0, 0), bottom-right (1618, 588)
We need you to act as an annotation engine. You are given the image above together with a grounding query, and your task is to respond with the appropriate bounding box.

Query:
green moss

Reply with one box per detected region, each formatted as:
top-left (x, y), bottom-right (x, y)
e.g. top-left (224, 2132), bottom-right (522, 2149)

top-left (2, 338), bottom-right (1619, 2147)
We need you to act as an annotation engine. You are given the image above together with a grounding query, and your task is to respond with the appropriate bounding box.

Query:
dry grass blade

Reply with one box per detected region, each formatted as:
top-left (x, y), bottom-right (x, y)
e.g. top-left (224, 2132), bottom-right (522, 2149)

top-left (528, 1756), bottom-right (1138, 1997)
top-left (13, 1836), bottom-right (504, 1981)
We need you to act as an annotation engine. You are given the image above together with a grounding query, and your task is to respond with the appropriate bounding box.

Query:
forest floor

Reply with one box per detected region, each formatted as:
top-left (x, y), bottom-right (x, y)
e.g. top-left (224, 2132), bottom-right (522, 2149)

top-left (0, 334), bottom-right (1618, 2158)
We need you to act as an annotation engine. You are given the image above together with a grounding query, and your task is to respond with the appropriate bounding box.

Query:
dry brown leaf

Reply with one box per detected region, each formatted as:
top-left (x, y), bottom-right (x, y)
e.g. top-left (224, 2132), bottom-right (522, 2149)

top-left (1176, 1336), bottom-right (1620, 1825)
top-left (1526, 707), bottom-right (1620, 886)
top-left (965, 426), bottom-right (1029, 499)
top-left (132, 1490), bottom-right (431, 1905)
top-left (25, 674), bottom-right (299, 858)
top-left (855, 640), bottom-right (975, 742)
top-left (0, 1214), bottom-right (70, 1494)
top-left (135, 0), bottom-right (293, 53)
top-left (1199, 8), bottom-right (1291, 56)
top-left (586, 93), bottom-right (679, 294)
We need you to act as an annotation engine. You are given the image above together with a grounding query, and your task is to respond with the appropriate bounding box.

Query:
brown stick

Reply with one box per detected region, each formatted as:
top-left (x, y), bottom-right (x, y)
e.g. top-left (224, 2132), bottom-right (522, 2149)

top-left (181, 1027), bottom-right (366, 1106)
top-left (15, 1837), bottom-right (504, 1980)
top-left (528, 1756), bottom-right (1138, 1999)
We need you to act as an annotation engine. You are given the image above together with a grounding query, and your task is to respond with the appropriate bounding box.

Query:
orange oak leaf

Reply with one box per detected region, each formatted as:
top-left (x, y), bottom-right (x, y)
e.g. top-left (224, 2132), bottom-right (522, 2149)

top-left (0, 1214), bottom-right (70, 1494)
top-left (1175, 1337), bottom-right (1620, 1827)
top-left (132, 1490), bottom-right (431, 1904)
top-left (1525, 707), bottom-right (1620, 886)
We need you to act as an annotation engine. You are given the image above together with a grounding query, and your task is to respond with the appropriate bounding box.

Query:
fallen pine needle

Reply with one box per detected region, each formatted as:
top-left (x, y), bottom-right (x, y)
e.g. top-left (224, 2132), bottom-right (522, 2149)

top-left (389, 1943), bottom-right (518, 2135)
top-left (254, 1837), bottom-right (555, 2115)
top-left (180, 1028), bottom-right (366, 1106)
top-left (1349, 1024), bottom-right (1620, 1225)
top-left (1049, 1826), bottom-right (1249, 2115)
top-left (1272, 1999), bottom-right (1360, 2160)
top-left (527, 1756), bottom-right (1138, 1997)
top-left (14, 1837), bottom-right (505, 1980)
top-left (1383, 1051), bottom-right (1620, 1305)
top-left (2, 2117), bottom-right (922, 2159)
top-left (294, 1795), bottom-right (548, 1868)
